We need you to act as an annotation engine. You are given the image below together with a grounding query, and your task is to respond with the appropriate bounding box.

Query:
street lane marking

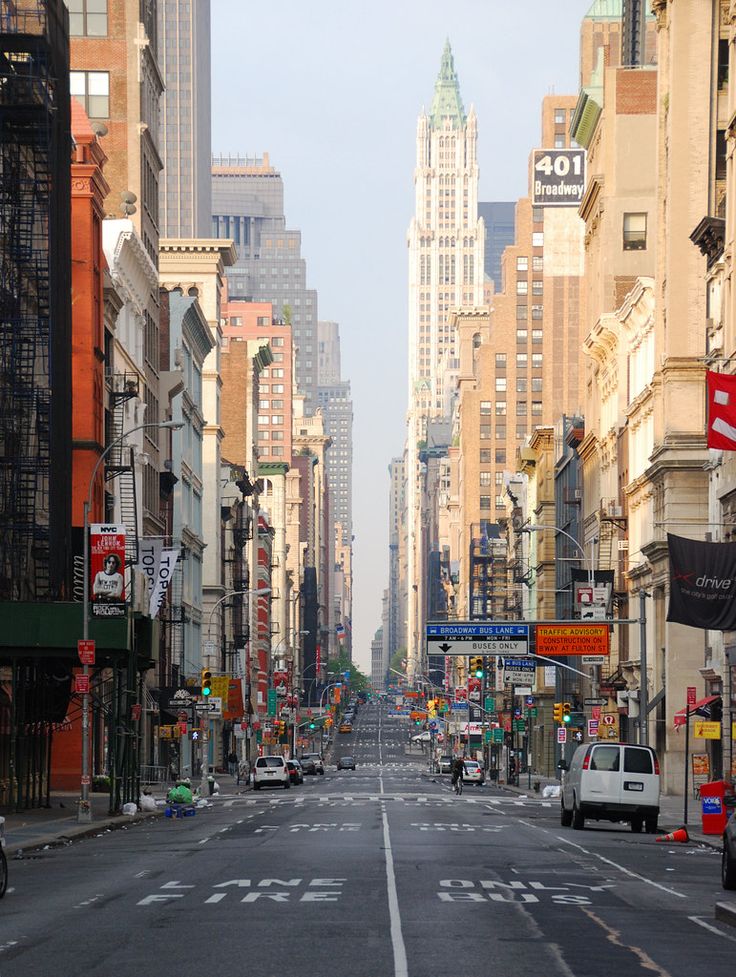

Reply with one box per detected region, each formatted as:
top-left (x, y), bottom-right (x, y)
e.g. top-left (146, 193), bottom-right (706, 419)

top-left (555, 836), bottom-right (686, 899)
top-left (381, 801), bottom-right (408, 977)
top-left (688, 916), bottom-right (736, 943)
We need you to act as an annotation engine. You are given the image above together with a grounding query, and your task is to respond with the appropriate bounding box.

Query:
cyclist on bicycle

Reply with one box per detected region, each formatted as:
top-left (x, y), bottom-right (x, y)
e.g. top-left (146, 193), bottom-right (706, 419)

top-left (451, 755), bottom-right (465, 792)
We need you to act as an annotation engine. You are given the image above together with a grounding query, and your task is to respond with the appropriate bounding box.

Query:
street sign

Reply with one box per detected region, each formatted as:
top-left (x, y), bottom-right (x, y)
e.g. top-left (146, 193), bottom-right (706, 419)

top-left (503, 657), bottom-right (536, 685)
top-left (535, 624), bottom-right (609, 658)
top-left (77, 639), bottom-right (95, 666)
top-left (492, 728), bottom-right (504, 744)
top-left (694, 720), bottom-right (721, 739)
top-left (588, 719), bottom-right (599, 737)
top-left (581, 655), bottom-right (606, 665)
top-left (426, 622), bottom-right (529, 656)
top-left (267, 688), bottom-right (278, 717)
top-left (584, 697), bottom-right (607, 707)
top-left (75, 674), bottom-right (90, 694)
top-left (532, 148), bottom-right (586, 207)
top-left (195, 697), bottom-right (222, 715)
top-left (484, 696), bottom-right (495, 713)
top-left (557, 727), bottom-right (567, 744)
top-left (513, 719), bottom-right (526, 732)
top-left (687, 686), bottom-right (697, 707)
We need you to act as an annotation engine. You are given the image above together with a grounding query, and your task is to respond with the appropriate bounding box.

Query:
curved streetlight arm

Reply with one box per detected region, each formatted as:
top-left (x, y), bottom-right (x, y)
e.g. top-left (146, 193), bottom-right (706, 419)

top-left (206, 588), bottom-right (271, 642)
top-left (319, 681), bottom-right (342, 712)
top-left (523, 523), bottom-right (593, 586)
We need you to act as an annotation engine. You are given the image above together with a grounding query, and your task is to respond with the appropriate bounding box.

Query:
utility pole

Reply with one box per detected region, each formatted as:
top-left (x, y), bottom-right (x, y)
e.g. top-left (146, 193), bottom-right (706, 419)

top-left (639, 590), bottom-right (649, 746)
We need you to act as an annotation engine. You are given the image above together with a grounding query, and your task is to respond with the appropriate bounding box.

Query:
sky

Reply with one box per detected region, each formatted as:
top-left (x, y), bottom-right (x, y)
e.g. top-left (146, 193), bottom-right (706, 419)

top-left (212, 0), bottom-right (595, 674)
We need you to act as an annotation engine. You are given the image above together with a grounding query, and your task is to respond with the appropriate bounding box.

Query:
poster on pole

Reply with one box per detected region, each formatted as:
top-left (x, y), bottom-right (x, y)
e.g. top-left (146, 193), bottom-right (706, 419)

top-left (90, 524), bottom-right (126, 617)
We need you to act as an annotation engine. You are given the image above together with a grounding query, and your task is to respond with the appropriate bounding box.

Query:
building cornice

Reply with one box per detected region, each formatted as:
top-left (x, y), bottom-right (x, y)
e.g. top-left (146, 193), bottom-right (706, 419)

top-left (103, 220), bottom-right (159, 313)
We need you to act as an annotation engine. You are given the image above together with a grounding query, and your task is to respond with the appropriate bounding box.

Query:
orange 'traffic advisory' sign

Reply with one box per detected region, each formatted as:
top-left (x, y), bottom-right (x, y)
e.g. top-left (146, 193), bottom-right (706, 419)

top-left (535, 624), bottom-right (609, 657)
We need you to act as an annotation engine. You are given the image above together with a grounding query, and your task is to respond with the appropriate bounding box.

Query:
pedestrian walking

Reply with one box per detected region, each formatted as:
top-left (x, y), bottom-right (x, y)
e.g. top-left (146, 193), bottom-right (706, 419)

top-left (227, 750), bottom-right (238, 777)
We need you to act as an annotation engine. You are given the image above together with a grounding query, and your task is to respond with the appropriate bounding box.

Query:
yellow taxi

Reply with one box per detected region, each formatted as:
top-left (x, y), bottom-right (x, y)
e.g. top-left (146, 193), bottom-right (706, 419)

top-left (338, 722), bottom-right (353, 734)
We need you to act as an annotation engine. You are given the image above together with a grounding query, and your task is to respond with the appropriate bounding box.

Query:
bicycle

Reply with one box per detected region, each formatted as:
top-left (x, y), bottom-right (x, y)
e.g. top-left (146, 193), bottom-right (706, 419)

top-left (453, 776), bottom-right (463, 796)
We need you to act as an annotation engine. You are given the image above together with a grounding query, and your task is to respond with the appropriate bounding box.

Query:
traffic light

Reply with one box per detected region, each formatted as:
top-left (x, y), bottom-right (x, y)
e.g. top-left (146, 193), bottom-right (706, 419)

top-left (470, 656), bottom-right (484, 679)
top-left (308, 720), bottom-right (316, 730)
top-left (562, 702), bottom-right (572, 724)
top-left (201, 668), bottom-right (212, 697)
top-left (553, 702), bottom-right (563, 724)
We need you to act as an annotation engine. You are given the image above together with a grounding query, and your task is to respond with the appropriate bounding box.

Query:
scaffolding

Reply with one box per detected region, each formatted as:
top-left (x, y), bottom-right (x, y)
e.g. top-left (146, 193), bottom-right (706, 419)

top-left (0, 1), bottom-right (64, 600)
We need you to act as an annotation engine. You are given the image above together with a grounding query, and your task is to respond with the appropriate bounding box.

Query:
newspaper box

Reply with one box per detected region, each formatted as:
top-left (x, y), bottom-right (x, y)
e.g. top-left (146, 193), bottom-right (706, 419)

top-left (700, 780), bottom-right (728, 835)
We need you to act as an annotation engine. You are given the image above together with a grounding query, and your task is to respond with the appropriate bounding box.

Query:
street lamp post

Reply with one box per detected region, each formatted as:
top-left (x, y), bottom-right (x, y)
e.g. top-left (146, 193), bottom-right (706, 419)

top-left (203, 587), bottom-right (270, 793)
top-left (79, 419), bottom-right (183, 823)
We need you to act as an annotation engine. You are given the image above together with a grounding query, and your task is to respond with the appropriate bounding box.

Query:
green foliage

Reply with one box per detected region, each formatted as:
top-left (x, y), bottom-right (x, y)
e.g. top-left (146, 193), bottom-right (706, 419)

top-left (389, 647), bottom-right (407, 677)
top-left (328, 651), bottom-right (369, 692)
top-left (92, 776), bottom-right (110, 793)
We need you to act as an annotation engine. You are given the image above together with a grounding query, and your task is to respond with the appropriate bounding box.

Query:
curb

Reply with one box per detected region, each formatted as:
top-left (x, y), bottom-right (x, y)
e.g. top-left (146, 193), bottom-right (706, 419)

top-left (6, 809), bottom-right (164, 857)
top-left (715, 901), bottom-right (736, 929)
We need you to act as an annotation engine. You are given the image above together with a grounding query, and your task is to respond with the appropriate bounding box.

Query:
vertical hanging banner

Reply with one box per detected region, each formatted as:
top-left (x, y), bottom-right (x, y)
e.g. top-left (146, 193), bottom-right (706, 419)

top-left (667, 533), bottom-right (736, 630)
top-left (90, 524), bottom-right (126, 617)
top-left (137, 540), bottom-right (179, 618)
top-left (706, 370), bottom-right (736, 449)
top-left (149, 547), bottom-right (179, 618)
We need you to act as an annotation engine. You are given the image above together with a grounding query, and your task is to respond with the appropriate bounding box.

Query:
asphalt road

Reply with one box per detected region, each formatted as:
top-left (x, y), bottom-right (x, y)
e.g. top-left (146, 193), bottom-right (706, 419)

top-left (1, 698), bottom-right (735, 977)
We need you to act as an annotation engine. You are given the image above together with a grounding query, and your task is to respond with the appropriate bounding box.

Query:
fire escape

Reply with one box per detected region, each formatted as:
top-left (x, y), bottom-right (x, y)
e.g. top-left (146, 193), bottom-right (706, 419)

top-left (105, 371), bottom-right (140, 566)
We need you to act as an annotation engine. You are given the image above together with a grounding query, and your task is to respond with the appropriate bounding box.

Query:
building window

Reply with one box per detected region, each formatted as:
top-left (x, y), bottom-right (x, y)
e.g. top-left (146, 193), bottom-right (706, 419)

top-left (259, 399), bottom-right (270, 409)
top-left (257, 415), bottom-right (269, 426)
top-left (480, 449), bottom-right (491, 463)
top-left (480, 401), bottom-right (492, 415)
top-left (258, 431), bottom-right (270, 441)
top-left (533, 208), bottom-right (544, 223)
top-left (532, 329), bottom-right (543, 344)
top-left (517, 353), bottom-right (528, 370)
top-left (532, 377), bottom-right (543, 392)
top-left (623, 213), bottom-right (647, 251)
top-left (69, 70), bottom-right (110, 118)
top-left (495, 377), bottom-right (507, 392)
top-left (516, 305), bottom-right (528, 321)
top-left (496, 353), bottom-right (506, 370)
top-left (532, 354), bottom-right (543, 369)
top-left (67, 0), bottom-right (107, 36)
top-left (272, 369), bottom-right (285, 378)
top-left (531, 305), bottom-right (543, 320)
top-left (495, 449), bottom-right (506, 464)
top-left (554, 135), bottom-right (565, 148)
top-left (517, 378), bottom-right (527, 393)
top-left (516, 424), bottom-right (527, 440)
top-left (516, 256), bottom-right (528, 271)
top-left (516, 401), bottom-right (527, 416)
top-left (516, 329), bottom-right (528, 344)
top-left (480, 425), bottom-right (491, 440)
top-left (554, 109), bottom-right (566, 124)
top-left (516, 280), bottom-right (528, 295)
top-left (532, 280), bottom-right (543, 295)
top-left (532, 256), bottom-right (543, 272)
top-left (272, 384), bottom-right (284, 394)
top-left (495, 471), bottom-right (504, 486)
top-left (271, 336), bottom-right (285, 346)
top-left (495, 426), bottom-right (506, 441)
top-left (532, 401), bottom-right (543, 416)
top-left (532, 232), bottom-right (544, 247)
top-left (480, 496), bottom-right (492, 511)
top-left (495, 495), bottom-right (505, 509)
top-left (480, 472), bottom-right (492, 487)
top-left (496, 401), bottom-right (507, 416)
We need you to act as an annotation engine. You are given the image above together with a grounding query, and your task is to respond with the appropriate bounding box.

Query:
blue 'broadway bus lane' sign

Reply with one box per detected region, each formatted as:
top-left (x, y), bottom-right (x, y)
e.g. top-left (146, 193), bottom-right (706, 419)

top-left (426, 622), bottom-right (529, 656)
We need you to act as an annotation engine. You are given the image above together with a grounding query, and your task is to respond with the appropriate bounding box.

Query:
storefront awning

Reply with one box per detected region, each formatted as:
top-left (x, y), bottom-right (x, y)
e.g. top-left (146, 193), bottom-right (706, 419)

top-left (673, 694), bottom-right (721, 728)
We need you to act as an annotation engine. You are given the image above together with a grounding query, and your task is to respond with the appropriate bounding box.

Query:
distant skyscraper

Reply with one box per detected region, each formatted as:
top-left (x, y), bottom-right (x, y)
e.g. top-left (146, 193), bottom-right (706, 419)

top-left (159, 0), bottom-right (212, 237)
top-left (212, 154), bottom-right (319, 409)
top-left (317, 321), bottom-right (352, 546)
top-left (478, 202), bottom-right (515, 292)
top-left (405, 42), bottom-right (485, 674)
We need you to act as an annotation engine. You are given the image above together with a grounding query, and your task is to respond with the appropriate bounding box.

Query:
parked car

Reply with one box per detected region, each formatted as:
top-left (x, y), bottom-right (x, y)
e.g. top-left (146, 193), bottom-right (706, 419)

top-left (560, 742), bottom-right (660, 833)
top-left (337, 756), bottom-right (356, 770)
top-left (463, 759), bottom-right (484, 784)
top-left (723, 808), bottom-right (736, 889)
top-left (437, 755), bottom-right (453, 774)
top-left (300, 753), bottom-right (325, 775)
top-left (253, 755), bottom-right (290, 790)
top-left (286, 760), bottom-right (304, 785)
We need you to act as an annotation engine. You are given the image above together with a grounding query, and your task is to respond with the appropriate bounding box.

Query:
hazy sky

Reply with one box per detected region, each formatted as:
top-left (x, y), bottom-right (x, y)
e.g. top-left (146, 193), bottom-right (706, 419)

top-left (212, 0), bottom-right (594, 673)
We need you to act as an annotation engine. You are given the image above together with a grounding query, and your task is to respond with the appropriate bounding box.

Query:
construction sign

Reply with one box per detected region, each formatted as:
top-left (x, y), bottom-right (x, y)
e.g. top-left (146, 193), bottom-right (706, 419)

top-left (535, 624), bottom-right (609, 657)
top-left (694, 720), bottom-right (721, 739)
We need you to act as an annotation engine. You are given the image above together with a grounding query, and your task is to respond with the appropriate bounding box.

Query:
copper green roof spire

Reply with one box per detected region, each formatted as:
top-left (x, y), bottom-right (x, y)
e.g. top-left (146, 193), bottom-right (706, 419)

top-left (429, 40), bottom-right (466, 129)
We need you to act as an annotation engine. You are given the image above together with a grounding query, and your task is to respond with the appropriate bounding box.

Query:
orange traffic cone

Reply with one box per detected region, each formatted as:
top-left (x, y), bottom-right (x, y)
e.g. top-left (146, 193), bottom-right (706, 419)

top-left (655, 826), bottom-right (689, 843)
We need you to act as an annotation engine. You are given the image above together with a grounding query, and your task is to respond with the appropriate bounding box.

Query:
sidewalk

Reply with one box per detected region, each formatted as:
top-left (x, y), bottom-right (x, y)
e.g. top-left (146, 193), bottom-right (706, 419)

top-left (1, 771), bottom-right (248, 857)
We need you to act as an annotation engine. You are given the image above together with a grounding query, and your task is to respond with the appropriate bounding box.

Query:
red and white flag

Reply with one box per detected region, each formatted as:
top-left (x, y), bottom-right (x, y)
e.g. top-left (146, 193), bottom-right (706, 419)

top-left (707, 370), bottom-right (736, 449)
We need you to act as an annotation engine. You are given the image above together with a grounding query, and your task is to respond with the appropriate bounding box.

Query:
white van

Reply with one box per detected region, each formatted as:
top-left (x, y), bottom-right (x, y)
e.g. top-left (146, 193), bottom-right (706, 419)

top-left (560, 742), bottom-right (660, 833)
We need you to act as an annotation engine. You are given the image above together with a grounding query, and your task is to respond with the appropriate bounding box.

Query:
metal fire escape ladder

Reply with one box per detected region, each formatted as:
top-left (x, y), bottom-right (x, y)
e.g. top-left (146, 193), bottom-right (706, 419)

top-left (105, 373), bottom-right (141, 566)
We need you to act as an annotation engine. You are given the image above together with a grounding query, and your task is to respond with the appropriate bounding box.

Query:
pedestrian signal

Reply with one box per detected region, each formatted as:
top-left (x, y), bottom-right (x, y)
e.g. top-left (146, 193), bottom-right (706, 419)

top-left (201, 668), bottom-right (212, 697)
